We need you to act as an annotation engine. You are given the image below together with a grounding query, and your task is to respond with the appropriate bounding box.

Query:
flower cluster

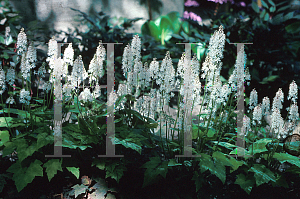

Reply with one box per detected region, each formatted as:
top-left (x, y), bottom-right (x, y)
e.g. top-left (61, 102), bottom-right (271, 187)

top-left (16, 28), bottom-right (27, 55)
top-left (184, 0), bottom-right (199, 7)
top-left (88, 41), bottom-right (105, 85)
top-left (207, 0), bottom-right (234, 4)
top-left (70, 55), bottom-right (88, 88)
top-left (19, 88), bottom-right (31, 105)
top-left (183, 11), bottom-right (202, 23)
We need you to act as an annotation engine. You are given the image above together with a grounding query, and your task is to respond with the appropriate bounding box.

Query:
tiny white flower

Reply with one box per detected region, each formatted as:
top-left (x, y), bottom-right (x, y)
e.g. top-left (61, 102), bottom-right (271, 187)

top-left (42, 81), bottom-right (52, 93)
top-left (253, 104), bottom-right (262, 125)
top-left (288, 80), bottom-right (298, 103)
top-left (92, 84), bottom-right (101, 99)
top-left (6, 66), bottom-right (15, 86)
top-left (107, 90), bottom-right (118, 106)
top-left (19, 88), bottom-right (31, 105)
top-left (262, 96), bottom-right (270, 113)
top-left (0, 67), bottom-right (6, 95)
top-left (272, 88), bottom-right (284, 113)
top-left (242, 115), bottom-right (251, 136)
top-left (63, 83), bottom-right (73, 101)
top-left (63, 43), bottom-right (74, 66)
top-left (26, 43), bottom-right (37, 67)
top-left (271, 108), bottom-right (284, 137)
top-left (249, 88), bottom-right (258, 111)
top-left (79, 88), bottom-right (93, 103)
top-left (6, 95), bottom-right (15, 104)
top-left (288, 103), bottom-right (299, 123)
top-left (17, 28), bottom-right (27, 55)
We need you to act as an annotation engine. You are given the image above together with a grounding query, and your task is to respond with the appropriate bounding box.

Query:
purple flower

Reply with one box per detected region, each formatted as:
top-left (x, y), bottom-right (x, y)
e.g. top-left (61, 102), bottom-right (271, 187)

top-left (183, 11), bottom-right (202, 22)
top-left (207, 0), bottom-right (234, 4)
top-left (240, 2), bottom-right (246, 7)
top-left (184, 0), bottom-right (199, 7)
top-left (183, 11), bottom-right (190, 19)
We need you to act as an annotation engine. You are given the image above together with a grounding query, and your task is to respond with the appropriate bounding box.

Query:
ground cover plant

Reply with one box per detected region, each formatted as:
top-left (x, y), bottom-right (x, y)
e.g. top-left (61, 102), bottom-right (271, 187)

top-left (1, 11), bottom-right (300, 199)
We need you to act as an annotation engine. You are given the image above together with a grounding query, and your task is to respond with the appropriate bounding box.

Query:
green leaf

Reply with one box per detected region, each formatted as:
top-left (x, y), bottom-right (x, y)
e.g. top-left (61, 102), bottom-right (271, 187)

top-left (248, 138), bottom-right (273, 155)
top-left (17, 143), bottom-right (38, 162)
top-left (105, 163), bottom-right (127, 183)
top-left (259, 75), bottom-right (279, 84)
top-left (167, 11), bottom-right (181, 34)
top-left (260, 0), bottom-right (269, 8)
top-left (207, 128), bottom-right (216, 138)
top-left (0, 130), bottom-right (10, 146)
top-left (285, 21), bottom-right (300, 34)
top-left (229, 147), bottom-right (251, 158)
top-left (235, 173), bottom-right (255, 194)
top-left (168, 159), bottom-right (182, 167)
top-left (160, 16), bottom-right (174, 45)
top-left (283, 12), bottom-right (294, 21)
top-left (66, 167), bottom-right (80, 179)
top-left (192, 125), bottom-right (201, 140)
top-left (140, 157), bottom-right (169, 188)
top-left (211, 141), bottom-right (237, 150)
top-left (268, 0), bottom-right (275, 6)
top-left (0, 116), bottom-right (14, 128)
top-left (92, 158), bottom-right (106, 170)
top-left (192, 171), bottom-right (205, 192)
top-left (112, 137), bottom-right (142, 154)
top-left (43, 159), bottom-right (63, 181)
top-left (10, 160), bottom-right (43, 192)
top-left (182, 21), bottom-right (189, 34)
top-left (277, 5), bottom-right (290, 13)
top-left (264, 13), bottom-right (269, 21)
top-left (252, 1), bottom-right (260, 13)
top-left (270, 6), bottom-right (276, 12)
top-left (2, 141), bottom-right (16, 156)
top-left (271, 13), bottom-right (284, 25)
top-left (273, 152), bottom-right (300, 168)
top-left (172, 34), bottom-right (184, 40)
top-left (0, 36), bottom-right (5, 44)
top-left (249, 164), bottom-right (276, 186)
top-left (0, 174), bottom-right (6, 193)
top-left (37, 132), bottom-right (53, 149)
top-left (198, 153), bottom-right (226, 184)
top-left (72, 184), bottom-right (88, 198)
top-left (5, 35), bottom-right (14, 46)
top-left (271, 174), bottom-right (289, 188)
top-left (141, 21), bottom-right (160, 41)
top-left (260, 9), bottom-right (266, 19)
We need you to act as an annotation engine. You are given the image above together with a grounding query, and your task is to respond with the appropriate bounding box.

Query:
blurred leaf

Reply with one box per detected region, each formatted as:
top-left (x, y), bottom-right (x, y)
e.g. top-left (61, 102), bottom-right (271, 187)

top-left (283, 12), bottom-right (294, 21)
top-left (285, 21), bottom-right (300, 34)
top-left (261, 0), bottom-right (269, 8)
top-left (259, 75), bottom-right (279, 84)
top-left (167, 11), bottom-right (181, 34)
top-left (252, 1), bottom-right (260, 13)
top-left (159, 15), bottom-right (173, 45)
top-left (277, 5), bottom-right (290, 12)
top-left (249, 164), bottom-right (276, 186)
top-left (141, 21), bottom-right (160, 41)
top-left (182, 21), bottom-right (189, 34)
top-left (172, 34), bottom-right (184, 40)
top-left (270, 6), bottom-right (276, 12)
top-left (264, 13), bottom-right (269, 21)
top-left (268, 0), bottom-right (275, 6)
top-left (260, 9), bottom-right (266, 19)
top-left (0, 130), bottom-right (10, 146)
top-left (235, 173), bottom-right (255, 194)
